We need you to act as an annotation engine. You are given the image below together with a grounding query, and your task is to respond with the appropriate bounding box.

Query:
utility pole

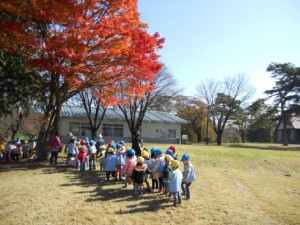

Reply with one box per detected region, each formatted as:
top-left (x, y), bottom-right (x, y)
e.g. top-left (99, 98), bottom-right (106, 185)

top-left (206, 105), bottom-right (209, 145)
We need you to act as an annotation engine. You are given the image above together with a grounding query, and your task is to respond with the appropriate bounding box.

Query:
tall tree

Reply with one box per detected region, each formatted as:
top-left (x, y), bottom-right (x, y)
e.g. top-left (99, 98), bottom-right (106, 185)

top-left (197, 74), bottom-right (254, 145)
top-left (231, 106), bottom-right (248, 143)
top-left (0, 0), bottom-right (164, 160)
top-left (77, 88), bottom-right (107, 140)
top-left (265, 62), bottom-right (300, 146)
top-left (175, 96), bottom-right (207, 142)
top-left (117, 66), bottom-right (181, 137)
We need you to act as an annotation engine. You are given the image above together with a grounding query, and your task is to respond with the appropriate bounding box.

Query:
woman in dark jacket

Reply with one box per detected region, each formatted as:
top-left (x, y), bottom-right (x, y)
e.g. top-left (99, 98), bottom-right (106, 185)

top-left (131, 131), bottom-right (142, 156)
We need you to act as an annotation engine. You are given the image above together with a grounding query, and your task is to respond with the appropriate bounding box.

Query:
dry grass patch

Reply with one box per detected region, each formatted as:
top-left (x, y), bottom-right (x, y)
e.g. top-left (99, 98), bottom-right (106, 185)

top-left (0, 143), bottom-right (299, 225)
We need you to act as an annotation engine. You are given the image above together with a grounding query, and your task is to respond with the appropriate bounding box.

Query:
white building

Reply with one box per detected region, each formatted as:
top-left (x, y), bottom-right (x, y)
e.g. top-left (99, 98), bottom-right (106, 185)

top-left (59, 105), bottom-right (187, 144)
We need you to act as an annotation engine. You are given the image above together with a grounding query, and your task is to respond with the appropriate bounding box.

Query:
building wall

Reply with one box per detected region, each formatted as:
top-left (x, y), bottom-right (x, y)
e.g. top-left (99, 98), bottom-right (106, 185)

top-left (59, 117), bottom-right (182, 144)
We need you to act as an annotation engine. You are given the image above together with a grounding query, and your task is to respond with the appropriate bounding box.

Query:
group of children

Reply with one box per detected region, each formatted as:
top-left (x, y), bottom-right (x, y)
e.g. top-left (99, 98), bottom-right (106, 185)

top-left (65, 136), bottom-right (196, 208)
top-left (0, 137), bottom-right (37, 162)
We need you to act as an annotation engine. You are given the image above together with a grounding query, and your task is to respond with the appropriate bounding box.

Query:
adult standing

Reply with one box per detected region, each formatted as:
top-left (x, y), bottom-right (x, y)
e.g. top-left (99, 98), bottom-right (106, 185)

top-left (96, 134), bottom-right (105, 154)
top-left (131, 131), bottom-right (143, 156)
top-left (49, 132), bottom-right (62, 166)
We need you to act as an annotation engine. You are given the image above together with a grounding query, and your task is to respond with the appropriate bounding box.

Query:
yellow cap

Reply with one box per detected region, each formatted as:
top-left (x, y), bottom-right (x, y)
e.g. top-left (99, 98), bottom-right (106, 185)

top-left (141, 150), bottom-right (149, 158)
top-left (100, 145), bottom-right (106, 150)
top-left (137, 156), bottom-right (144, 164)
top-left (164, 155), bottom-right (173, 163)
top-left (171, 160), bottom-right (179, 168)
top-left (107, 147), bottom-right (114, 153)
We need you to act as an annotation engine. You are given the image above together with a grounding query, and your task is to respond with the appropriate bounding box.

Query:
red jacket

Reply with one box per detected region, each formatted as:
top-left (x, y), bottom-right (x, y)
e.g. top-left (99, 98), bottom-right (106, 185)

top-left (77, 146), bottom-right (87, 162)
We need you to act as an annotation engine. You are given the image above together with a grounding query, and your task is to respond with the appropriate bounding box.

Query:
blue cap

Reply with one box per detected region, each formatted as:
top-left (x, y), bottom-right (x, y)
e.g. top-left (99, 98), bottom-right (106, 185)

top-left (165, 149), bottom-right (173, 155)
top-left (116, 144), bottom-right (121, 149)
top-left (127, 149), bottom-right (135, 156)
top-left (89, 140), bottom-right (94, 145)
top-left (181, 154), bottom-right (190, 161)
top-left (151, 147), bottom-right (157, 154)
top-left (155, 149), bottom-right (163, 155)
top-left (119, 141), bottom-right (125, 145)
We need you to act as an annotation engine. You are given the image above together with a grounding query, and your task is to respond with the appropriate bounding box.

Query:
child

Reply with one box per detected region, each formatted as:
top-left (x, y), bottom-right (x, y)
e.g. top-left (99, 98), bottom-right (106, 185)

top-left (131, 156), bottom-right (150, 197)
top-left (141, 149), bottom-right (151, 191)
top-left (119, 140), bottom-right (126, 152)
top-left (116, 143), bottom-right (126, 181)
top-left (22, 140), bottom-right (29, 158)
top-left (180, 154), bottom-right (196, 200)
top-left (77, 140), bottom-right (88, 172)
top-left (169, 160), bottom-right (182, 207)
top-left (104, 147), bottom-right (117, 181)
top-left (168, 145), bottom-right (178, 160)
top-left (162, 154), bottom-right (173, 195)
top-left (28, 137), bottom-right (36, 157)
top-left (88, 140), bottom-right (97, 170)
top-left (66, 137), bottom-right (77, 165)
top-left (98, 145), bottom-right (106, 172)
top-left (122, 149), bottom-right (136, 188)
top-left (149, 147), bottom-right (158, 192)
top-left (152, 148), bottom-right (165, 193)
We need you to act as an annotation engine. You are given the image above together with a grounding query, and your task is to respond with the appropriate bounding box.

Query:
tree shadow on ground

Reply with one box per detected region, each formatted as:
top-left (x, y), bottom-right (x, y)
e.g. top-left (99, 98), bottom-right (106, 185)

top-left (228, 144), bottom-right (300, 151)
top-left (0, 158), bottom-right (48, 172)
top-left (44, 158), bottom-right (172, 213)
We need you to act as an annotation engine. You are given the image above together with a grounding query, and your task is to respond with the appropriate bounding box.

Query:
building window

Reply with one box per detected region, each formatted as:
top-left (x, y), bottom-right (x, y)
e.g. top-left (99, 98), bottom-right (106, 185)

top-left (102, 124), bottom-right (124, 137)
top-left (69, 122), bottom-right (91, 137)
top-left (161, 129), bottom-right (176, 138)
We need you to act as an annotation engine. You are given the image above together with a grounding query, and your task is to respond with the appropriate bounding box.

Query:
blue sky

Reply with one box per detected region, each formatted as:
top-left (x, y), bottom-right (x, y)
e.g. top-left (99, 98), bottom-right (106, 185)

top-left (138, 0), bottom-right (300, 101)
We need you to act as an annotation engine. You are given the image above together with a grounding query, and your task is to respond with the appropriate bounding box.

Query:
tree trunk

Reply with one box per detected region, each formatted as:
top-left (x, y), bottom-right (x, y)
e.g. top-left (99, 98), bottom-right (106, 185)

top-left (196, 131), bottom-right (202, 142)
top-left (91, 127), bottom-right (97, 141)
top-left (217, 133), bottom-right (222, 145)
top-left (241, 130), bottom-right (246, 143)
top-left (282, 122), bottom-right (288, 146)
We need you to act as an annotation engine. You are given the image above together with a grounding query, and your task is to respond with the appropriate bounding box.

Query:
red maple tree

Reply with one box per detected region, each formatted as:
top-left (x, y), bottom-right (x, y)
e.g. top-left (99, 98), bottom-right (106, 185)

top-left (0, 0), bottom-right (164, 159)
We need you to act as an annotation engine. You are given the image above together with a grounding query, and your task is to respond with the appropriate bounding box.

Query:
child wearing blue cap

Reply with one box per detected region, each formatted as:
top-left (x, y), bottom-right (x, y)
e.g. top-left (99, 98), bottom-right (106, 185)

top-left (180, 154), bottom-right (196, 200)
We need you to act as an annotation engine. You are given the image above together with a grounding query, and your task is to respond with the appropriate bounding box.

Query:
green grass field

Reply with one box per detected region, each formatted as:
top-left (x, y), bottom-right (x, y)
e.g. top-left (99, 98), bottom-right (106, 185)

top-left (1, 143), bottom-right (299, 225)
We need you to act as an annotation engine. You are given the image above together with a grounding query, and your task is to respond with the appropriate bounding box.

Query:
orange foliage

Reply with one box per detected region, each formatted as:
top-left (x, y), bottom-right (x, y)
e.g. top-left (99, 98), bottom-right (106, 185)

top-left (0, 0), bottom-right (164, 103)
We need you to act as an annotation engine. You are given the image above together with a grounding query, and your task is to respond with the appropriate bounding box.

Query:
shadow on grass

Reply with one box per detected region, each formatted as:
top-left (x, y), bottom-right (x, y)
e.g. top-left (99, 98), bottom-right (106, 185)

top-left (0, 158), bottom-right (47, 172)
top-left (50, 161), bottom-right (171, 213)
top-left (228, 144), bottom-right (300, 151)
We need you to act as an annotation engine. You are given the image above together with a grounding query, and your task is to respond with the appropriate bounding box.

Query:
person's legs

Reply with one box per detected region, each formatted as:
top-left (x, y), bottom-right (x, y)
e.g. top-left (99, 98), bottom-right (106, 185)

top-left (186, 182), bottom-right (192, 199)
top-left (50, 152), bottom-right (54, 165)
top-left (53, 151), bottom-right (58, 165)
top-left (172, 192), bottom-right (178, 207)
top-left (106, 172), bottom-right (110, 181)
top-left (92, 159), bottom-right (96, 170)
top-left (158, 177), bottom-right (163, 192)
top-left (181, 182), bottom-right (186, 195)
top-left (178, 192), bottom-right (182, 204)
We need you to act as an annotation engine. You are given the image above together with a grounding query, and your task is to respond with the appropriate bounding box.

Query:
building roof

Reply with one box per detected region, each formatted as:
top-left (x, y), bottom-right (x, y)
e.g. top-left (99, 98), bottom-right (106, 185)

top-left (61, 105), bottom-right (187, 124)
top-left (278, 116), bottom-right (300, 129)
top-left (291, 116), bottom-right (300, 129)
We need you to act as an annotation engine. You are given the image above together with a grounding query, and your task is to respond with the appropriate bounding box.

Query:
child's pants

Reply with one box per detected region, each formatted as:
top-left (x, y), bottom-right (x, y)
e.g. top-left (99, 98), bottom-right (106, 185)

top-left (80, 161), bottom-right (85, 171)
top-left (89, 158), bottom-right (96, 170)
top-left (50, 151), bottom-right (58, 165)
top-left (171, 191), bottom-right (182, 207)
top-left (134, 183), bottom-right (143, 196)
top-left (181, 182), bottom-right (192, 199)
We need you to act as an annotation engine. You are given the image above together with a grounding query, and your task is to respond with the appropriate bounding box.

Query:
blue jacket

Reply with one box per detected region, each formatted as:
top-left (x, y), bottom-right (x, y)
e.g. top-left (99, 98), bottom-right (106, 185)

top-left (169, 168), bottom-right (182, 192)
top-left (105, 154), bottom-right (117, 172)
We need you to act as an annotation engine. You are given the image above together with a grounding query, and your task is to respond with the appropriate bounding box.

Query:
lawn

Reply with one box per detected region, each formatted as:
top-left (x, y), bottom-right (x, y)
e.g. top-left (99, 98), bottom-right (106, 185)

top-left (1, 143), bottom-right (299, 225)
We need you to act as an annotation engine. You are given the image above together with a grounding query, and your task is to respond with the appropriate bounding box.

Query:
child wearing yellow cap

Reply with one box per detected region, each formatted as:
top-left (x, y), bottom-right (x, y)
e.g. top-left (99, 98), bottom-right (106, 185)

top-left (131, 156), bottom-right (150, 197)
top-left (169, 160), bottom-right (182, 207)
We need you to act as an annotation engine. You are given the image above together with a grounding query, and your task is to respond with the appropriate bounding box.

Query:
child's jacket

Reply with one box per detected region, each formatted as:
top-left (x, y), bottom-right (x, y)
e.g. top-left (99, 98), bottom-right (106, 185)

top-left (183, 162), bottom-right (196, 183)
top-left (131, 163), bottom-right (150, 184)
top-left (104, 153), bottom-right (117, 172)
top-left (77, 146), bottom-right (87, 162)
top-left (169, 169), bottom-right (182, 192)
